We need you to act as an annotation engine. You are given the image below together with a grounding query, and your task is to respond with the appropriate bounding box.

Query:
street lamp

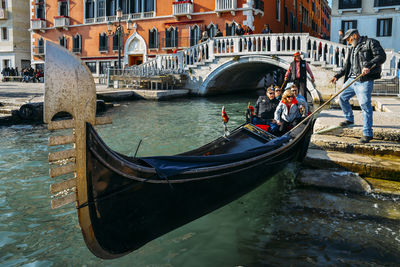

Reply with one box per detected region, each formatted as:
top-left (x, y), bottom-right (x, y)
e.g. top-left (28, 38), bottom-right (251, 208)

top-left (107, 8), bottom-right (133, 69)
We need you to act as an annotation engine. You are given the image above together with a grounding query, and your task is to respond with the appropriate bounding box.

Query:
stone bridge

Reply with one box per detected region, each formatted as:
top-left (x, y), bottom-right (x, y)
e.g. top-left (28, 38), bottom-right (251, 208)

top-left (118, 33), bottom-right (400, 101)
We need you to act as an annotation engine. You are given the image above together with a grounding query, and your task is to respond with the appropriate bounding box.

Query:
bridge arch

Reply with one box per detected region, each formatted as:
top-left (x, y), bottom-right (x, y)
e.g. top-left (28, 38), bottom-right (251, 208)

top-left (198, 55), bottom-right (319, 101)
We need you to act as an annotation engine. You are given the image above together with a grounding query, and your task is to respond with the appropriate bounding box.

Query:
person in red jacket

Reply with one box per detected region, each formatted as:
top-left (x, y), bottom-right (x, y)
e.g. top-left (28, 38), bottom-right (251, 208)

top-left (284, 52), bottom-right (315, 101)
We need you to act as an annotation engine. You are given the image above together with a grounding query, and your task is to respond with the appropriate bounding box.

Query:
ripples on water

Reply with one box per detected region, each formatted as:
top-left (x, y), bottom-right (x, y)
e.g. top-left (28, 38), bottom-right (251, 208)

top-left (0, 95), bottom-right (399, 266)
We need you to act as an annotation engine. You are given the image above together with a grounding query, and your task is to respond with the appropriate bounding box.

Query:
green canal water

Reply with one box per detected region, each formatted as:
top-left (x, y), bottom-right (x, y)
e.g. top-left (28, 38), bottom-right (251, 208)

top-left (1, 95), bottom-right (400, 266)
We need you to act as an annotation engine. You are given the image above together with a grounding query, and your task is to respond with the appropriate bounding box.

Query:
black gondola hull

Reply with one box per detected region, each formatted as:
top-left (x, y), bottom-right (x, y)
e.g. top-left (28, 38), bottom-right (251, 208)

top-left (83, 120), bottom-right (314, 258)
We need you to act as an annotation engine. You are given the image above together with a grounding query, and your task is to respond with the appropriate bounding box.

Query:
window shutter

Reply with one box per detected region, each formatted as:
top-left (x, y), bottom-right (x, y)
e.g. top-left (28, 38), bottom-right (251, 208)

top-left (376, 19), bottom-right (380, 37)
top-left (388, 18), bottom-right (392, 36)
top-left (174, 28), bottom-right (178, 47)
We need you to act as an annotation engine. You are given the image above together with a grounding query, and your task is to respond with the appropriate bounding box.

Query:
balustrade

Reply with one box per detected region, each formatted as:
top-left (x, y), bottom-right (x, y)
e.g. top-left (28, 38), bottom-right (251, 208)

top-left (113, 33), bottom-right (398, 84)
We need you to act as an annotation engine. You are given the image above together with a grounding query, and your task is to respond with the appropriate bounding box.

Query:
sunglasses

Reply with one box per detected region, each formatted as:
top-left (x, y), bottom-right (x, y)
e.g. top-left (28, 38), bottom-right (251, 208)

top-left (275, 90), bottom-right (281, 92)
top-left (287, 96), bottom-right (294, 98)
top-left (268, 92), bottom-right (275, 94)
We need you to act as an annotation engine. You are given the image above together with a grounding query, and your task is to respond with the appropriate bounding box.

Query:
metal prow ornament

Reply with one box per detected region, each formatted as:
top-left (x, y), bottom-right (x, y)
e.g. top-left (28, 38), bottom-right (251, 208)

top-left (44, 41), bottom-right (113, 258)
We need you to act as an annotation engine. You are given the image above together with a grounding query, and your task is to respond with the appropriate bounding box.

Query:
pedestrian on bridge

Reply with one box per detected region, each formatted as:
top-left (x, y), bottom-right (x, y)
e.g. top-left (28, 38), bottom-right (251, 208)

top-left (284, 52), bottom-right (315, 102)
top-left (330, 29), bottom-right (386, 143)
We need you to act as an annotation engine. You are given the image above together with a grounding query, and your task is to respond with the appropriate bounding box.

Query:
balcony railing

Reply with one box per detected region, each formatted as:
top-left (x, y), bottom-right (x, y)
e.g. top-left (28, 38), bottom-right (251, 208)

top-left (172, 1), bottom-right (193, 19)
top-left (72, 47), bottom-right (81, 53)
top-left (0, 8), bottom-right (7, 20)
top-left (85, 12), bottom-right (155, 24)
top-left (374, 0), bottom-right (400, 6)
top-left (33, 46), bottom-right (45, 56)
top-left (54, 16), bottom-right (70, 28)
top-left (31, 19), bottom-right (46, 31)
top-left (215, 0), bottom-right (237, 16)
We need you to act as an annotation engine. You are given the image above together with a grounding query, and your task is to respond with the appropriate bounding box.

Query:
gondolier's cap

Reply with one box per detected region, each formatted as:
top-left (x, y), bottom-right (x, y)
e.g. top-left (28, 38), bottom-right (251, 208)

top-left (343, 29), bottom-right (358, 40)
top-left (293, 52), bottom-right (301, 57)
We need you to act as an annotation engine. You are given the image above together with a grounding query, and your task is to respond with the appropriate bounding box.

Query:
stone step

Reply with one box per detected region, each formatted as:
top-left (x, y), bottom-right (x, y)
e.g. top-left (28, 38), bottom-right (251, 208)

top-left (299, 168), bottom-right (400, 196)
top-left (314, 109), bottom-right (400, 141)
top-left (304, 148), bottom-right (400, 181)
top-left (311, 134), bottom-right (400, 157)
top-left (287, 188), bottom-right (400, 221)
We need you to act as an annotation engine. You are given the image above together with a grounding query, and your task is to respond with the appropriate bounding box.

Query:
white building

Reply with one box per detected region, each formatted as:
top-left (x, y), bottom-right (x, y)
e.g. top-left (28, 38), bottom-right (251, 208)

top-left (330, 0), bottom-right (400, 52)
top-left (0, 0), bottom-right (31, 76)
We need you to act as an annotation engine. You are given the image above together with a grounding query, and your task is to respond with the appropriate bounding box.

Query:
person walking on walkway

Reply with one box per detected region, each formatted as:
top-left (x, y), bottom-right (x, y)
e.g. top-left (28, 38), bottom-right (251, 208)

top-left (284, 52), bottom-right (315, 101)
top-left (330, 29), bottom-right (386, 143)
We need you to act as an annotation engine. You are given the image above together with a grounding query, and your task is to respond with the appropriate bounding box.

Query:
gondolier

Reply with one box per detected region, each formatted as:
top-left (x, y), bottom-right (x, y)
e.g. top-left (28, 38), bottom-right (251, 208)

top-left (284, 52), bottom-right (315, 101)
top-left (330, 29), bottom-right (386, 143)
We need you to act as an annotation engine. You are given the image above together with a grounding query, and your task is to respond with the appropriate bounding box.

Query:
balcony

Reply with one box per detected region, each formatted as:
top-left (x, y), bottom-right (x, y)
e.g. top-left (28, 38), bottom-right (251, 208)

top-left (172, 1), bottom-right (193, 19)
top-left (31, 19), bottom-right (46, 31)
top-left (54, 16), bottom-right (70, 29)
top-left (0, 8), bottom-right (7, 20)
top-left (33, 46), bottom-right (45, 57)
top-left (215, 0), bottom-right (237, 16)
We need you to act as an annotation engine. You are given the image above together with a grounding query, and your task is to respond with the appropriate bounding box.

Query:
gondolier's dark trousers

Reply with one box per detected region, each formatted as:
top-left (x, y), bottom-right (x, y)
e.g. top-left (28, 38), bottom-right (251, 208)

top-left (294, 79), bottom-right (308, 102)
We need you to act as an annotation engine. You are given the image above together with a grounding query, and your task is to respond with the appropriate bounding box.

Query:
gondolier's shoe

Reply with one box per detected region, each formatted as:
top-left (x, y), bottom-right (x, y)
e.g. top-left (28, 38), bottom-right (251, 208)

top-left (359, 136), bottom-right (373, 143)
top-left (339, 120), bottom-right (354, 127)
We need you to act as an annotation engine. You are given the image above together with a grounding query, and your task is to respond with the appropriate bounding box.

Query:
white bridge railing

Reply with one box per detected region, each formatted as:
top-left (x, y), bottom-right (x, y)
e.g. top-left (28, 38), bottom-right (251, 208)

top-left (114, 33), bottom-right (399, 84)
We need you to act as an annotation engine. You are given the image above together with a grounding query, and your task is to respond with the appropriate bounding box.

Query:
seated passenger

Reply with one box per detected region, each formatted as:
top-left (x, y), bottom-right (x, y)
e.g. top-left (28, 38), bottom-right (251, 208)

top-left (274, 90), bottom-right (302, 135)
top-left (253, 86), bottom-right (279, 125)
top-left (290, 84), bottom-right (308, 116)
top-left (274, 86), bottom-right (282, 101)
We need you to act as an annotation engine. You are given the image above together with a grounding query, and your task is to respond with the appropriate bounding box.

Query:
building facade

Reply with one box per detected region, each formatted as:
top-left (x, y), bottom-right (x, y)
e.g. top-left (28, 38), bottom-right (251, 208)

top-left (30, 0), bottom-right (330, 78)
top-left (331, 0), bottom-right (400, 51)
top-left (0, 0), bottom-right (31, 76)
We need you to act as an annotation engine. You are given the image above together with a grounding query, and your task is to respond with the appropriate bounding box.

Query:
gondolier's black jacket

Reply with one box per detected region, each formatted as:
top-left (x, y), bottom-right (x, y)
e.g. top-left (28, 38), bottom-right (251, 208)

top-left (334, 36), bottom-right (386, 82)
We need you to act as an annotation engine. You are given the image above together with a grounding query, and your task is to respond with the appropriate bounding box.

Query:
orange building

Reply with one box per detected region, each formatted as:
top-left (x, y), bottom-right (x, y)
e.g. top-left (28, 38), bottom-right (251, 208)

top-left (30, 0), bottom-right (330, 78)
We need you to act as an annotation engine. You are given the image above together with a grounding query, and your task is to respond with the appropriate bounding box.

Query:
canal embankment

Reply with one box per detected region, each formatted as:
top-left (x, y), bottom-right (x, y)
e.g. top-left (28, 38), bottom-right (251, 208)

top-left (300, 106), bottom-right (400, 196)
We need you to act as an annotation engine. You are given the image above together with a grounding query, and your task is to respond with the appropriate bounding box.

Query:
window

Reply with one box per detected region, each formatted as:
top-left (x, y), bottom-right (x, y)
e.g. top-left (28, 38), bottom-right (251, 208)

top-left (312, 2), bottom-right (315, 12)
top-left (99, 61), bottom-right (110, 74)
top-left (206, 24), bottom-right (216, 38)
top-left (190, 25), bottom-right (200, 46)
top-left (1, 27), bottom-right (7, 40)
top-left (149, 28), bottom-right (158, 49)
top-left (225, 22), bottom-right (237, 36)
top-left (377, 18), bottom-right (392, 37)
top-left (107, 0), bottom-right (116, 16)
top-left (97, 0), bottom-right (105, 17)
top-left (284, 7), bottom-right (288, 25)
top-left (85, 62), bottom-right (96, 73)
top-left (1, 0), bottom-right (6, 9)
top-left (59, 36), bottom-right (67, 48)
top-left (73, 34), bottom-right (81, 53)
top-left (374, 0), bottom-right (400, 7)
top-left (276, 0), bottom-right (280, 21)
top-left (3, 59), bottom-right (9, 68)
top-left (85, 0), bottom-right (95, 18)
top-left (112, 34), bottom-right (121, 51)
top-left (37, 38), bottom-right (44, 54)
top-left (339, 0), bottom-right (361, 9)
top-left (58, 0), bottom-right (68, 17)
top-left (341, 20), bottom-right (357, 32)
top-left (36, 0), bottom-right (45, 19)
top-left (144, 0), bottom-right (155, 12)
top-left (165, 27), bottom-right (178, 48)
top-left (99, 33), bottom-right (108, 52)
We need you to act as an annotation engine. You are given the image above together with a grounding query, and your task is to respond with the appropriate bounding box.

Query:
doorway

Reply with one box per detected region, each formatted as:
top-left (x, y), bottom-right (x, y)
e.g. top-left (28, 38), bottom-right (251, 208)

top-left (128, 55), bottom-right (143, 66)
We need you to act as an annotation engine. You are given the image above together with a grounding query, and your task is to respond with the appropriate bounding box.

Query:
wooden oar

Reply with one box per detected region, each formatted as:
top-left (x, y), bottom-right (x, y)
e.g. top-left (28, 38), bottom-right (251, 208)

top-left (288, 66), bottom-right (375, 134)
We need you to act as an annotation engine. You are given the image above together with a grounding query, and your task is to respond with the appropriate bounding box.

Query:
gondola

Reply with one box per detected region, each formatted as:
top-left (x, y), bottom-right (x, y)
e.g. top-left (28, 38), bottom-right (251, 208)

top-left (44, 42), bottom-right (314, 259)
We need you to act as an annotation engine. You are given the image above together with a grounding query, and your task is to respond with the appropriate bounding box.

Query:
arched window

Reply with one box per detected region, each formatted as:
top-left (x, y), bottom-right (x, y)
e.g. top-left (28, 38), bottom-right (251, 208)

top-left (165, 26), bottom-right (177, 48)
top-left (99, 32), bottom-right (108, 52)
top-left (59, 35), bottom-right (67, 48)
top-left (112, 34), bottom-right (120, 51)
top-left (206, 23), bottom-right (217, 38)
top-left (225, 21), bottom-right (237, 36)
top-left (73, 34), bottom-right (81, 53)
top-left (189, 25), bottom-right (200, 46)
top-left (149, 27), bottom-right (158, 49)
top-left (85, 0), bottom-right (95, 19)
